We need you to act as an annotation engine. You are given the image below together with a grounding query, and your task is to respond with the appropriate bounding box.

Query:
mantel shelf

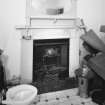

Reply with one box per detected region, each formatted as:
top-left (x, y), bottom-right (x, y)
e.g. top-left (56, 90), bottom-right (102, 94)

top-left (16, 25), bottom-right (78, 30)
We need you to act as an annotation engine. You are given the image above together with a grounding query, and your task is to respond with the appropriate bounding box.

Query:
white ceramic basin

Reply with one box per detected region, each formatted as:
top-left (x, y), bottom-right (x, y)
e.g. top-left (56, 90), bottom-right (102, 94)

top-left (2, 84), bottom-right (37, 105)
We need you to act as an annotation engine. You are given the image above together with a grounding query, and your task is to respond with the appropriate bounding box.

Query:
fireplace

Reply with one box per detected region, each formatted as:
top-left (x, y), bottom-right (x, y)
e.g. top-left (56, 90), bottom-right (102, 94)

top-left (33, 38), bottom-right (69, 82)
top-left (16, 0), bottom-right (80, 93)
top-left (19, 28), bottom-right (80, 85)
top-left (32, 38), bottom-right (75, 93)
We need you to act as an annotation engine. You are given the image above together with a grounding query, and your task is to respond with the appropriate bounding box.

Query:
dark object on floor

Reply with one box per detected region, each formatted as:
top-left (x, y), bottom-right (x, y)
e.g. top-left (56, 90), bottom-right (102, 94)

top-left (87, 53), bottom-right (105, 104)
top-left (88, 72), bottom-right (105, 94)
top-left (31, 77), bottom-right (78, 94)
top-left (91, 89), bottom-right (105, 105)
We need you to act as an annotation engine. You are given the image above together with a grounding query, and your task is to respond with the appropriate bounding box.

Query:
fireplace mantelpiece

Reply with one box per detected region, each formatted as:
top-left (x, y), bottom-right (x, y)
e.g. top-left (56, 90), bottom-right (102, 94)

top-left (17, 19), bottom-right (80, 83)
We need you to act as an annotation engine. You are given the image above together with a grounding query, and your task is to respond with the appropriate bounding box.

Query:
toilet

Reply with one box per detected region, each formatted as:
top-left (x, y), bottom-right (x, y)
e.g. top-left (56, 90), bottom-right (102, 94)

top-left (2, 84), bottom-right (37, 105)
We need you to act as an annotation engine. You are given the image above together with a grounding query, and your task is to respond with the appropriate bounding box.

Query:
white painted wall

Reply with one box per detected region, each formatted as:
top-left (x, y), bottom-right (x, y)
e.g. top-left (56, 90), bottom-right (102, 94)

top-left (77, 0), bottom-right (105, 33)
top-left (0, 0), bottom-right (26, 80)
top-left (0, 0), bottom-right (105, 80)
top-left (77, 0), bottom-right (105, 63)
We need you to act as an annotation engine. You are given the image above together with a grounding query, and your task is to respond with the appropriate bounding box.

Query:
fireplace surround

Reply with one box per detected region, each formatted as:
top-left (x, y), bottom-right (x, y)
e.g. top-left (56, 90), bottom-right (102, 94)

top-left (18, 27), bottom-right (80, 84)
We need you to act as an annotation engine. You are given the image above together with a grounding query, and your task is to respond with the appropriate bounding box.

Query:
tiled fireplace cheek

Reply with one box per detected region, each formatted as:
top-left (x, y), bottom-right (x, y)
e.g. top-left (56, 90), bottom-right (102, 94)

top-left (20, 29), bottom-right (80, 83)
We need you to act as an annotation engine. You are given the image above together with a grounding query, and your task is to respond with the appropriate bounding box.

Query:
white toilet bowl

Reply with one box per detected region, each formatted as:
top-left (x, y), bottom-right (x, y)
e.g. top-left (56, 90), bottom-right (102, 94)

top-left (2, 84), bottom-right (37, 105)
